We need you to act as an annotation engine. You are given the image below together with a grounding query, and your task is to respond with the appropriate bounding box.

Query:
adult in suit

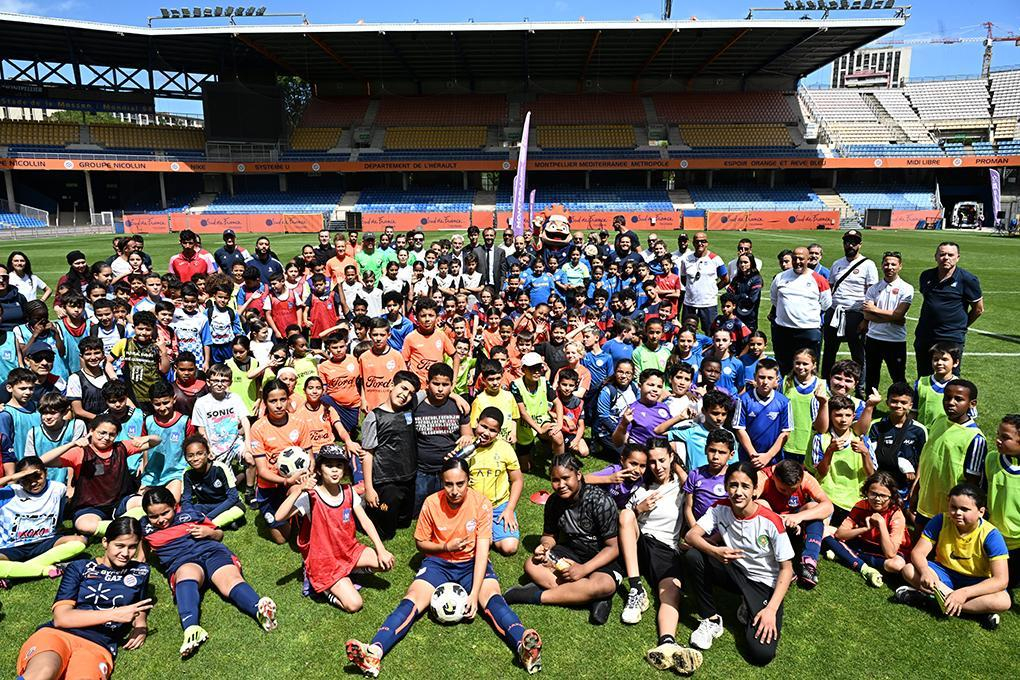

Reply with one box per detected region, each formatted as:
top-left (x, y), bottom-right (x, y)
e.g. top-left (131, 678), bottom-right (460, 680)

top-left (473, 227), bottom-right (508, 288)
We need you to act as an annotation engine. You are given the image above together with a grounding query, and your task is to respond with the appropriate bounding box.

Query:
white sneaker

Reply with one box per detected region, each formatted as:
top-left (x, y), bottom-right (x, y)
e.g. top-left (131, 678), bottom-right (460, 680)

top-left (690, 615), bottom-right (724, 650)
top-left (621, 588), bottom-right (649, 625)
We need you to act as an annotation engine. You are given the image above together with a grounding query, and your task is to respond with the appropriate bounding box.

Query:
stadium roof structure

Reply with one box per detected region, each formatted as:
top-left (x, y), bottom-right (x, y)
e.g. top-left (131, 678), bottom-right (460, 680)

top-left (0, 13), bottom-right (905, 96)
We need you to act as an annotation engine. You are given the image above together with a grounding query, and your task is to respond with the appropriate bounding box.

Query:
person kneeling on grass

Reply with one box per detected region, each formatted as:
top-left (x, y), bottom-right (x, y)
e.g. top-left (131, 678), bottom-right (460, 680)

top-left (504, 453), bottom-right (623, 626)
top-left (346, 458), bottom-right (542, 677)
top-left (894, 483), bottom-right (1010, 630)
top-left (140, 486), bottom-right (278, 659)
top-left (616, 438), bottom-right (703, 675)
top-left (683, 461), bottom-right (794, 666)
top-left (0, 457), bottom-right (87, 589)
top-left (14, 517), bottom-right (152, 680)
top-left (821, 470), bottom-right (910, 588)
top-left (275, 444), bottom-right (394, 611)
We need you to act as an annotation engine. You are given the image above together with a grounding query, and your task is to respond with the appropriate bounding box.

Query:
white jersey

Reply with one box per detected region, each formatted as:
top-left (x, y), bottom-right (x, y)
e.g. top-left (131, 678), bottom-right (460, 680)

top-left (627, 478), bottom-right (685, 550)
top-left (864, 277), bottom-right (914, 343)
top-left (0, 481), bottom-right (67, 548)
top-left (696, 500), bottom-right (794, 587)
top-left (680, 250), bottom-right (727, 308)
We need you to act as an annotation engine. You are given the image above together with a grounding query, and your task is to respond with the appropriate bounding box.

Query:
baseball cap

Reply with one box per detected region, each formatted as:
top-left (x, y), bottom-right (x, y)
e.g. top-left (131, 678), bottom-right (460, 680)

top-left (521, 352), bottom-right (544, 368)
top-left (316, 444), bottom-right (347, 461)
top-left (223, 229), bottom-right (236, 240)
top-left (363, 233), bottom-right (376, 241)
top-left (25, 341), bottom-right (55, 358)
top-left (843, 229), bottom-right (863, 242)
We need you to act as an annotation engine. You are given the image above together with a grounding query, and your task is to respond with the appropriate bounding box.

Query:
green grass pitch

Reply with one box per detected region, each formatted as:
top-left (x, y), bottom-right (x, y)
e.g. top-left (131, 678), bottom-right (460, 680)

top-left (0, 228), bottom-right (1018, 679)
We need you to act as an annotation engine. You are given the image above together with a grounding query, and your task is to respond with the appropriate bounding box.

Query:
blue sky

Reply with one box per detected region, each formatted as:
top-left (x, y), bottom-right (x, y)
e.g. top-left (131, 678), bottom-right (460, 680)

top-left (1, 0), bottom-right (1018, 111)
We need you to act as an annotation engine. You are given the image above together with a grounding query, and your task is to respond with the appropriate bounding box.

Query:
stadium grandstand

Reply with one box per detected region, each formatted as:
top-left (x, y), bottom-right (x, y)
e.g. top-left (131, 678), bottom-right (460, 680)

top-left (0, 10), bottom-right (1017, 233)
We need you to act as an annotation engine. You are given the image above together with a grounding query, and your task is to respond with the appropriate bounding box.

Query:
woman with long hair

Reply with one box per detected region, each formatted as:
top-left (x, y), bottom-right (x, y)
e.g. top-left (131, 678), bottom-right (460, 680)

top-left (7, 251), bottom-right (51, 302)
top-left (726, 254), bottom-right (763, 331)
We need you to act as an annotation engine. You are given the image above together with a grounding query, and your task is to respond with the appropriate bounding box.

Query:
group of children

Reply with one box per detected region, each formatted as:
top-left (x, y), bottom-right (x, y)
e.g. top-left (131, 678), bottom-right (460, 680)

top-left (1, 231), bottom-right (1017, 680)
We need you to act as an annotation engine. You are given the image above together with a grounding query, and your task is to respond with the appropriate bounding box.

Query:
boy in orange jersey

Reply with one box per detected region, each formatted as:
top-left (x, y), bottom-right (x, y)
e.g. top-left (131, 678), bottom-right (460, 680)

top-left (359, 318), bottom-right (407, 413)
top-left (401, 298), bottom-right (458, 385)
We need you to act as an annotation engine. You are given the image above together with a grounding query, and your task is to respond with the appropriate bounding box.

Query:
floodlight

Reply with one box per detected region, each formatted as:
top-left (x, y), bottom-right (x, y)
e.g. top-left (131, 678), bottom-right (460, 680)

top-left (851, 1), bottom-right (861, 8)
top-left (214, 6), bottom-right (223, 15)
top-left (256, 6), bottom-right (266, 15)
top-left (246, 6), bottom-right (256, 15)
top-left (203, 7), bottom-right (213, 16)
top-left (830, 1), bottom-right (838, 8)
top-left (884, 0), bottom-right (894, 7)
top-left (224, 6), bottom-right (233, 15)
top-left (795, 1), bottom-right (804, 10)
top-left (784, 1), bottom-right (793, 8)
top-left (805, 0), bottom-right (815, 9)
top-left (181, 7), bottom-right (191, 16)
top-left (863, 0), bottom-right (872, 8)
top-left (840, 0), bottom-right (849, 8)
top-left (160, 8), bottom-right (170, 17)
top-left (170, 8), bottom-right (181, 17)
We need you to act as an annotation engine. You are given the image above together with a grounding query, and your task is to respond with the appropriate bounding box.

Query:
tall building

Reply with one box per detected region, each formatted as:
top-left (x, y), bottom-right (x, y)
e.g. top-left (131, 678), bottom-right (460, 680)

top-left (831, 46), bottom-right (911, 89)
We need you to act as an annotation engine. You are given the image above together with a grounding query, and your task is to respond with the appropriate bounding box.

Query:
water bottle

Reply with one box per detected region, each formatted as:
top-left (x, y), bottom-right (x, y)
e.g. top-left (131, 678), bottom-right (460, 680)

top-left (452, 440), bottom-right (479, 461)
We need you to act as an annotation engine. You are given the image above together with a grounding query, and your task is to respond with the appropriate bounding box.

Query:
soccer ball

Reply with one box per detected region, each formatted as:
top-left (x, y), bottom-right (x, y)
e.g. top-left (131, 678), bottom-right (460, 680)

top-left (430, 582), bottom-right (469, 624)
top-left (276, 446), bottom-right (310, 478)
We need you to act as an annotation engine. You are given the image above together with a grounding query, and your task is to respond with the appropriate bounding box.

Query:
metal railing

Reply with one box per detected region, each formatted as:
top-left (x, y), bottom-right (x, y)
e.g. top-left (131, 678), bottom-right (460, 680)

top-left (0, 223), bottom-right (111, 240)
top-left (0, 198), bottom-right (50, 226)
top-left (205, 142), bottom-right (281, 162)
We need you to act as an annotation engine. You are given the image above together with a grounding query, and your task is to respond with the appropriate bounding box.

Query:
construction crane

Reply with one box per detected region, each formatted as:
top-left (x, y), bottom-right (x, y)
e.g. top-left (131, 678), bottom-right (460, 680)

top-left (876, 22), bottom-right (1020, 78)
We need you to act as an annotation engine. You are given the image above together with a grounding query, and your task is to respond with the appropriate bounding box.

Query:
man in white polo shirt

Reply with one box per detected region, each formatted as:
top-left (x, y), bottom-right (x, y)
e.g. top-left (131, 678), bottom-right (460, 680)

top-left (769, 246), bottom-right (832, 375)
top-left (822, 229), bottom-right (878, 392)
top-left (861, 250), bottom-right (913, 394)
top-left (679, 232), bottom-right (728, 334)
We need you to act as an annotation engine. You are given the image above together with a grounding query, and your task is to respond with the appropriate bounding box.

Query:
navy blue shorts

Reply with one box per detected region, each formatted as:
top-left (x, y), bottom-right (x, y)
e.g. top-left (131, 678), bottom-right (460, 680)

top-left (170, 544), bottom-right (241, 592)
top-left (414, 555), bottom-right (498, 590)
top-left (71, 496), bottom-right (132, 524)
top-left (0, 535), bottom-right (59, 561)
top-left (255, 486), bottom-right (288, 529)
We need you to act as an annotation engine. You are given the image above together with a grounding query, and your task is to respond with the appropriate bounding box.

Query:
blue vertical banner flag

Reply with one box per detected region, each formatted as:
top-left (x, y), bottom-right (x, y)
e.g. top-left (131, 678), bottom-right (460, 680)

top-left (511, 111), bottom-right (532, 236)
top-left (990, 169), bottom-right (1001, 222)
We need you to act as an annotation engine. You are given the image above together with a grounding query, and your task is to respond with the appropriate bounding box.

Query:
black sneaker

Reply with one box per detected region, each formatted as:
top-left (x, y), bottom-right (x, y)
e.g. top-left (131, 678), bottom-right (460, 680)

top-left (589, 597), bottom-right (612, 625)
top-left (979, 613), bottom-right (1001, 631)
top-left (799, 559), bottom-right (819, 590)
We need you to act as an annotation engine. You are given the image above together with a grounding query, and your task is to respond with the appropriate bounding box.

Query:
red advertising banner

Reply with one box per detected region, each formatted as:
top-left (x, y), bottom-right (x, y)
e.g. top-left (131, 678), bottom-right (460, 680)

top-left (890, 209), bottom-right (942, 230)
top-left (359, 212), bottom-right (473, 232)
top-left (706, 211), bottom-right (838, 231)
top-left (123, 214), bottom-right (170, 234)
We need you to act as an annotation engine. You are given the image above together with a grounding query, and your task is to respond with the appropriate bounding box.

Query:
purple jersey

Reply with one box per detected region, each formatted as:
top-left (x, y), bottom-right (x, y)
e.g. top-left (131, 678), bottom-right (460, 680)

top-left (682, 465), bottom-right (728, 519)
top-left (591, 464), bottom-right (643, 509)
top-left (626, 400), bottom-right (671, 446)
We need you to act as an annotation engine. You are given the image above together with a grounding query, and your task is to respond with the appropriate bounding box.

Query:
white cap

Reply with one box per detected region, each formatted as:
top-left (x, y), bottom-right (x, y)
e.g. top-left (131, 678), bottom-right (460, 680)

top-left (521, 352), bottom-right (544, 368)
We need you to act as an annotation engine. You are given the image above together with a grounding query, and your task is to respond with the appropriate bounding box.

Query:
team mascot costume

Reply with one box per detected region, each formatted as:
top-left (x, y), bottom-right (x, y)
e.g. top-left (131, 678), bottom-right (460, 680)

top-left (532, 203), bottom-right (572, 262)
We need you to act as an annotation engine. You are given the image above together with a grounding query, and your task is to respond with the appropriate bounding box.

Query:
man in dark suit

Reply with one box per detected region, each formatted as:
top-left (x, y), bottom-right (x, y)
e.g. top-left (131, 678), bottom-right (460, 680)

top-left (473, 227), bottom-right (508, 288)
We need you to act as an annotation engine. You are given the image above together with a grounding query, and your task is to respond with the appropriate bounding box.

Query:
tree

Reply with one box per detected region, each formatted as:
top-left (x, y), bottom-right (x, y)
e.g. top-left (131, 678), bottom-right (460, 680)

top-left (278, 76), bottom-right (312, 129)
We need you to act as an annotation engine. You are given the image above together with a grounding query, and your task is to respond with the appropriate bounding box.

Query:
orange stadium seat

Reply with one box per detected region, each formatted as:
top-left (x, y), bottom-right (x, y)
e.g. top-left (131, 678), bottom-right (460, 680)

top-left (0, 120), bottom-right (80, 146)
top-left (537, 125), bottom-right (636, 149)
top-left (299, 97), bottom-right (371, 127)
top-left (373, 95), bottom-right (507, 126)
top-left (527, 95), bottom-right (647, 124)
top-left (653, 92), bottom-right (797, 123)
top-left (90, 124), bottom-right (205, 150)
top-left (384, 126), bottom-right (486, 149)
top-left (679, 124), bottom-right (793, 147)
top-left (290, 127), bottom-right (343, 150)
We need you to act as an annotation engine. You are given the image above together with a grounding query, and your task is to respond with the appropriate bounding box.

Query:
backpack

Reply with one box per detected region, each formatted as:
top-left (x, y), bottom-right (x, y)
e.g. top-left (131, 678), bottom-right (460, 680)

top-left (205, 301), bottom-right (237, 326)
top-left (88, 322), bottom-right (126, 340)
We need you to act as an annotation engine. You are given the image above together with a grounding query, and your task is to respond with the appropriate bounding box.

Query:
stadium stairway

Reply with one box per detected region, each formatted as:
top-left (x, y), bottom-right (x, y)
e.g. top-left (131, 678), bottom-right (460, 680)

top-left (814, 187), bottom-right (860, 225)
top-left (187, 193), bottom-right (219, 214)
top-left (362, 101), bottom-right (380, 127)
top-left (642, 97), bottom-right (658, 125)
top-left (862, 93), bottom-right (909, 143)
top-left (670, 189), bottom-right (696, 212)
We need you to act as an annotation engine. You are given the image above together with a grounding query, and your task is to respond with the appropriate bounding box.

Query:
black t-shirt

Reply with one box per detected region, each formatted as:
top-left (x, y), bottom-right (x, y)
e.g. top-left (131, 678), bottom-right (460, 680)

top-left (361, 406), bottom-right (417, 484)
top-left (543, 482), bottom-right (619, 562)
top-left (413, 396), bottom-right (468, 474)
top-left (536, 340), bottom-right (567, 378)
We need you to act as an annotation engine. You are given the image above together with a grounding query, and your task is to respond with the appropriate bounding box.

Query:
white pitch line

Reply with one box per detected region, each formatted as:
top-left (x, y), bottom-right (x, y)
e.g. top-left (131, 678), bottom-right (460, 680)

top-left (836, 351), bottom-right (1020, 357)
top-left (904, 315), bottom-right (1017, 344)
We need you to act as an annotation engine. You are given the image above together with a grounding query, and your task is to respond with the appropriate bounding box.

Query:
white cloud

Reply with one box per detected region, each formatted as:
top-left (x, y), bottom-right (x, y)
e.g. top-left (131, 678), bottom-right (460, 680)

top-left (0, 0), bottom-right (38, 12)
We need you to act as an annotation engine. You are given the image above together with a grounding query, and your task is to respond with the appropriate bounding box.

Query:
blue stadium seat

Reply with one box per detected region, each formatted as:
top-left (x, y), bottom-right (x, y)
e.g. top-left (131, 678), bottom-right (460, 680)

top-left (203, 190), bottom-right (342, 214)
top-left (0, 212), bottom-right (47, 228)
top-left (494, 187), bottom-right (672, 212)
top-left (354, 189), bottom-right (474, 213)
top-left (837, 185), bottom-right (936, 211)
top-left (687, 186), bottom-right (825, 210)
